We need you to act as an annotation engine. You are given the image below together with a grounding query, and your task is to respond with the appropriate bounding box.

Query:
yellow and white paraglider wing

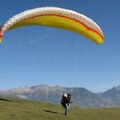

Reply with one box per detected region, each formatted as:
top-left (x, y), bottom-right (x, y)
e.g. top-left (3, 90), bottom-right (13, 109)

top-left (0, 7), bottom-right (104, 44)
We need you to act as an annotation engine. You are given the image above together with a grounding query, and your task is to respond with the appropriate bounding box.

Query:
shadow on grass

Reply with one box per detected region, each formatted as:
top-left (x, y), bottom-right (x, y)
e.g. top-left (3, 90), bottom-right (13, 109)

top-left (0, 97), bottom-right (11, 102)
top-left (43, 109), bottom-right (64, 116)
top-left (0, 97), bottom-right (21, 103)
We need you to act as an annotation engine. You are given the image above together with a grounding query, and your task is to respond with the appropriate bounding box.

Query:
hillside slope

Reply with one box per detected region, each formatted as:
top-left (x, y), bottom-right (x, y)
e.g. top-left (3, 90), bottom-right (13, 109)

top-left (0, 96), bottom-right (120, 120)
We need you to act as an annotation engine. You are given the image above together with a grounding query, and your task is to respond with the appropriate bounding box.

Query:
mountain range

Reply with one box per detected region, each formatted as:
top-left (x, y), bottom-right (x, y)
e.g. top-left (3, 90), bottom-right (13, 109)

top-left (1, 85), bottom-right (120, 108)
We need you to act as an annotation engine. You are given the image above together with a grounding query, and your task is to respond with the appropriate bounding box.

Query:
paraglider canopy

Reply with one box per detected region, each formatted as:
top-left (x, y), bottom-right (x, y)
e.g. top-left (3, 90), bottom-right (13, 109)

top-left (0, 7), bottom-right (104, 44)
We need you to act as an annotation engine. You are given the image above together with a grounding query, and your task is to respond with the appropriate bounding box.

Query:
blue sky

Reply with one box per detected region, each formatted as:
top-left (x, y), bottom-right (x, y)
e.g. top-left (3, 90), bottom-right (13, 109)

top-left (0, 0), bottom-right (120, 92)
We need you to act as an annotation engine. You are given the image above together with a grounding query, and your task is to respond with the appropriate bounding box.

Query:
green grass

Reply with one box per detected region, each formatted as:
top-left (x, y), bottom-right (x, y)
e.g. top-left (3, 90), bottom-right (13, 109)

top-left (0, 96), bottom-right (120, 120)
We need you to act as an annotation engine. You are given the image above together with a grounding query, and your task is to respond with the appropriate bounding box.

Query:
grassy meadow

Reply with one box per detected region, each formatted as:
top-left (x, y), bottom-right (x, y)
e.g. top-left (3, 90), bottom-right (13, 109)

top-left (0, 96), bottom-right (120, 120)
